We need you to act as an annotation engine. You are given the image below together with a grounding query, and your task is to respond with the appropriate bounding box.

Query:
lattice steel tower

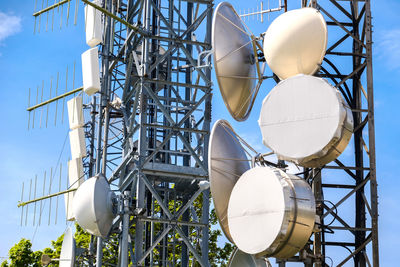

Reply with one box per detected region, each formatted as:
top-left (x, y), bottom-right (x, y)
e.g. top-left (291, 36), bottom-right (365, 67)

top-left (21, 0), bottom-right (379, 266)
top-left (87, 0), bottom-right (213, 266)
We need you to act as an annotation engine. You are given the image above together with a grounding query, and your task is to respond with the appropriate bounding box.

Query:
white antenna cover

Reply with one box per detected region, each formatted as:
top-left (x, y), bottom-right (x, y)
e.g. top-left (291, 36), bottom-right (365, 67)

top-left (228, 248), bottom-right (270, 267)
top-left (67, 96), bottom-right (84, 130)
top-left (208, 119), bottom-right (250, 243)
top-left (263, 8), bottom-right (327, 80)
top-left (64, 191), bottom-right (75, 221)
top-left (85, 0), bottom-right (103, 47)
top-left (212, 2), bottom-right (257, 121)
top-left (68, 158), bottom-right (84, 189)
top-left (82, 47), bottom-right (101, 96)
top-left (69, 128), bottom-right (87, 159)
top-left (73, 174), bottom-right (115, 238)
top-left (60, 227), bottom-right (76, 267)
top-left (227, 167), bottom-right (315, 258)
top-left (258, 74), bottom-right (353, 167)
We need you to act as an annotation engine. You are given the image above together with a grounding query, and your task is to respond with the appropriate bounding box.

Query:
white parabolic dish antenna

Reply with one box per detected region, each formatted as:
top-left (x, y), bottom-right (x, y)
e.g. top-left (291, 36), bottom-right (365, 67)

top-left (263, 7), bottom-right (327, 80)
top-left (208, 119), bottom-right (250, 243)
top-left (228, 167), bottom-right (315, 259)
top-left (73, 174), bottom-right (115, 237)
top-left (60, 227), bottom-right (76, 267)
top-left (228, 248), bottom-right (270, 267)
top-left (212, 2), bottom-right (257, 121)
top-left (259, 74), bottom-right (353, 167)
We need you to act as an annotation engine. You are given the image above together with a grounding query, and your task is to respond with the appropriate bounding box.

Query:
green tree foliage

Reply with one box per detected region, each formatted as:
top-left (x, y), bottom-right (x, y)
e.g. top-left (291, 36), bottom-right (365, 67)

top-left (3, 197), bottom-right (234, 266)
top-left (1, 238), bottom-right (42, 267)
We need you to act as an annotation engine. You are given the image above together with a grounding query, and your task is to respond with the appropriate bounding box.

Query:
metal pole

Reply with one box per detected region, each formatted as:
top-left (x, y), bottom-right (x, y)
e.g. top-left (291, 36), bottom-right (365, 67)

top-left (120, 191), bottom-right (131, 267)
top-left (134, 0), bottom-right (151, 263)
top-left (365, 0), bottom-right (379, 265)
top-left (312, 169), bottom-right (323, 267)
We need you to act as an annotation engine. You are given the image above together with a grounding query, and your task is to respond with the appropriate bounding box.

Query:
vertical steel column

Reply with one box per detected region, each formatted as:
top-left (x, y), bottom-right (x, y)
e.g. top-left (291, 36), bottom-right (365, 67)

top-left (312, 169), bottom-right (323, 267)
top-left (120, 191), bottom-right (131, 267)
top-left (134, 0), bottom-right (151, 263)
top-left (365, 0), bottom-right (379, 265)
top-left (96, 0), bottom-right (114, 265)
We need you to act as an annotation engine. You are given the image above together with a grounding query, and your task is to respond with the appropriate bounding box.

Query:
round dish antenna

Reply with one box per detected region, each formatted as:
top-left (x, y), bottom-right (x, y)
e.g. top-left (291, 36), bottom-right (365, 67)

top-left (228, 248), bottom-right (271, 267)
top-left (73, 174), bottom-right (116, 238)
top-left (59, 227), bottom-right (76, 267)
top-left (208, 119), bottom-right (251, 242)
top-left (258, 74), bottom-right (353, 167)
top-left (228, 166), bottom-right (315, 259)
top-left (263, 7), bottom-right (327, 80)
top-left (212, 2), bottom-right (264, 121)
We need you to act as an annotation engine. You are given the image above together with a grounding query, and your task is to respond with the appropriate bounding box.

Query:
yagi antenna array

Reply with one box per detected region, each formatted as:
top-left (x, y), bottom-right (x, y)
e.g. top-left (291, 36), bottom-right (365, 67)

top-left (239, 0), bottom-right (285, 23)
top-left (27, 61), bottom-right (83, 130)
top-left (210, 1), bottom-right (355, 263)
top-left (33, 0), bottom-right (80, 34)
top-left (18, 163), bottom-right (78, 226)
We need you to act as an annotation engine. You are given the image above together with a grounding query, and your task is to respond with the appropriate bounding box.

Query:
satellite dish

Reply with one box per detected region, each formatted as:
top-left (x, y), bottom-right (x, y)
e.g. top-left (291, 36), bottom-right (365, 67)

top-left (60, 227), bottom-right (76, 267)
top-left (208, 119), bottom-right (250, 243)
top-left (212, 2), bottom-right (259, 121)
top-left (73, 174), bottom-right (116, 238)
top-left (228, 166), bottom-right (315, 259)
top-left (228, 248), bottom-right (271, 267)
top-left (263, 7), bottom-right (327, 80)
top-left (258, 74), bottom-right (353, 167)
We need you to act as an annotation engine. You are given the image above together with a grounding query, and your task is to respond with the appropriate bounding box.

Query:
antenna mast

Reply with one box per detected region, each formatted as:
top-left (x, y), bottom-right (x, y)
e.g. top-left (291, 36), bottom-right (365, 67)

top-left (85, 0), bottom-right (213, 265)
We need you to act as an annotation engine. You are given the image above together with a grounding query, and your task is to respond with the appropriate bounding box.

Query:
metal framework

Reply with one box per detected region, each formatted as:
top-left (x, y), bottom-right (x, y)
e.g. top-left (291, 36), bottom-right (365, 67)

top-left (87, 0), bottom-right (213, 266)
top-left (21, 0), bottom-right (379, 266)
top-left (275, 1), bottom-right (378, 266)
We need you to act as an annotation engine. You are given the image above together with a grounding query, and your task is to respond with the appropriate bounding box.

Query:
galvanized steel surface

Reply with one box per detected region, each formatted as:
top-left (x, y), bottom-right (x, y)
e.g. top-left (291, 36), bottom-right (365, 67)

top-left (212, 2), bottom-right (257, 121)
top-left (208, 119), bottom-right (250, 243)
top-left (228, 248), bottom-right (271, 267)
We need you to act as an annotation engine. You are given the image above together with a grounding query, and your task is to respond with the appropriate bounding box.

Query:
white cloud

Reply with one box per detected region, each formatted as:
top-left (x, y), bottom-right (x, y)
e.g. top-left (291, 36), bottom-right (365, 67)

top-left (374, 28), bottom-right (400, 71)
top-left (0, 12), bottom-right (22, 43)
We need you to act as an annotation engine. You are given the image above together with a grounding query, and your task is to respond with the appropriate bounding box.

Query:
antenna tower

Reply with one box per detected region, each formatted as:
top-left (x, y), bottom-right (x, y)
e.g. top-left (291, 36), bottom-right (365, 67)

top-left (19, 0), bottom-right (378, 266)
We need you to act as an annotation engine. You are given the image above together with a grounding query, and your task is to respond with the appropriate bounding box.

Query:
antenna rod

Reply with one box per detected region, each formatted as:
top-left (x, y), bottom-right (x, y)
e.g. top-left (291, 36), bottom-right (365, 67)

top-left (27, 87), bottom-right (83, 112)
top-left (81, 0), bottom-right (143, 33)
top-left (18, 188), bottom-right (77, 207)
top-left (33, 0), bottom-right (70, 17)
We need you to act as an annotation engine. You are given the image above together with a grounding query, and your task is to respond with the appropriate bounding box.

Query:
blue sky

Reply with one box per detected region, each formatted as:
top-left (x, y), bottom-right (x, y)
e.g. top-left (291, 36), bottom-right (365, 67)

top-left (0, 0), bottom-right (399, 266)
